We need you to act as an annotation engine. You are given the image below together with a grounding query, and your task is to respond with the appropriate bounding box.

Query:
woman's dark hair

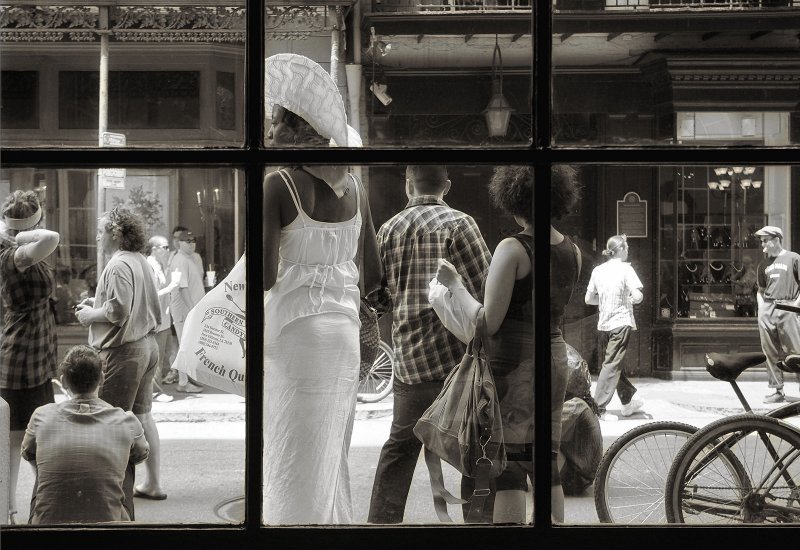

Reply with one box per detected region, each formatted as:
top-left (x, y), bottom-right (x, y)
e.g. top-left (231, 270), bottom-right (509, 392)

top-left (282, 108), bottom-right (329, 146)
top-left (59, 345), bottom-right (103, 394)
top-left (489, 165), bottom-right (532, 224)
top-left (101, 207), bottom-right (147, 253)
top-left (551, 165), bottom-right (582, 221)
top-left (2, 190), bottom-right (41, 235)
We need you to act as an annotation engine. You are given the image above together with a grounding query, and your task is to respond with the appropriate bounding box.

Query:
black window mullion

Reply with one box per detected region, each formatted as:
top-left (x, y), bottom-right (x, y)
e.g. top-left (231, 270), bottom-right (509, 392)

top-left (245, 0), bottom-right (265, 532)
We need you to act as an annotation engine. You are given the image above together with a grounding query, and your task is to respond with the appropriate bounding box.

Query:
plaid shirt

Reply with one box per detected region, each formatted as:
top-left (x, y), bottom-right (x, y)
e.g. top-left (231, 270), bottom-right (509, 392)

top-left (371, 195), bottom-right (491, 384)
top-left (0, 236), bottom-right (58, 389)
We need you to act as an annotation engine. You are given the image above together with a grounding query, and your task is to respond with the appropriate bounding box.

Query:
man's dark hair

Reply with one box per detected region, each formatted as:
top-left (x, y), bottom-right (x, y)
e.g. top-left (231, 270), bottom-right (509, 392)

top-left (406, 165), bottom-right (449, 195)
top-left (59, 345), bottom-right (103, 394)
top-left (172, 225), bottom-right (188, 235)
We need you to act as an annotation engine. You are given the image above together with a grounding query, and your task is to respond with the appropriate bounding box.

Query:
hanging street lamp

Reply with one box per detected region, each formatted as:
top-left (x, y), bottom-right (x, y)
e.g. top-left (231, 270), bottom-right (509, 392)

top-left (484, 37), bottom-right (514, 138)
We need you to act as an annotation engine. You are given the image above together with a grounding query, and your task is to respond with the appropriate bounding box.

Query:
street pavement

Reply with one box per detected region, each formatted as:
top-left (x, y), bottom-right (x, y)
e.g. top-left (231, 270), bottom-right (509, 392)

top-left (11, 376), bottom-right (800, 525)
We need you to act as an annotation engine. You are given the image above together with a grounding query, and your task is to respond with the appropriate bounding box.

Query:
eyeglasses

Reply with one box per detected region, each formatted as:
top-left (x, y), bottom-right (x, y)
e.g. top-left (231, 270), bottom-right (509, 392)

top-left (180, 238), bottom-right (196, 243)
top-left (155, 245), bottom-right (169, 250)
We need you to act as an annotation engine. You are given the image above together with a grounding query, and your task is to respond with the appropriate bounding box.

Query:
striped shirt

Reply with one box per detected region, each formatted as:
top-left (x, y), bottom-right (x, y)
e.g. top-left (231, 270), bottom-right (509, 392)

top-left (371, 195), bottom-right (491, 384)
top-left (586, 258), bottom-right (643, 332)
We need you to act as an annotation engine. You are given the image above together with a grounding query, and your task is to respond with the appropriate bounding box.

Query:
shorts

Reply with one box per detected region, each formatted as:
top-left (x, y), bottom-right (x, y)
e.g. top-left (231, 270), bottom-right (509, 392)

top-left (0, 380), bottom-right (55, 431)
top-left (98, 334), bottom-right (159, 414)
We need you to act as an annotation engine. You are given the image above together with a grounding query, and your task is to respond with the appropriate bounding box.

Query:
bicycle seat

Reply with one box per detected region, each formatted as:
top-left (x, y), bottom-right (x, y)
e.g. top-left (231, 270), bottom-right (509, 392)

top-left (779, 354), bottom-right (800, 374)
top-left (705, 352), bottom-right (767, 382)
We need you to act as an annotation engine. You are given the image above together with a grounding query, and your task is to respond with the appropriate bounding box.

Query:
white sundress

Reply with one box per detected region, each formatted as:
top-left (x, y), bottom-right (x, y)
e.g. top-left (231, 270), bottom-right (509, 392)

top-left (263, 169), bottom-right (362, 524)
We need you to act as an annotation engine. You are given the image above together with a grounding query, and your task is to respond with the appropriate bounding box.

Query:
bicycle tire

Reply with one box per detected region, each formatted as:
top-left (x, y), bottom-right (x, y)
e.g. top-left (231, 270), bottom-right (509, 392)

top-left (594, 421), bottom-right (697, 524)
top-left (766, 400), bottom-right (800, 422)
top-left (666, 414), bottom-right (800, 524)
top-left (357, 340), bottom-right (395, 403)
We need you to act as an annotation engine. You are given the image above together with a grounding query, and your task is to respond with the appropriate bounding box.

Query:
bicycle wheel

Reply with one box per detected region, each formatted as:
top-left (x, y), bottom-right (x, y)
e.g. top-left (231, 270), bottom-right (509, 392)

top-left (357, 340), bottom-right (395, 403)
top-left (594, 421), bottom-right (697, 523)
top-left (666, 414), bottom-right (800, 524)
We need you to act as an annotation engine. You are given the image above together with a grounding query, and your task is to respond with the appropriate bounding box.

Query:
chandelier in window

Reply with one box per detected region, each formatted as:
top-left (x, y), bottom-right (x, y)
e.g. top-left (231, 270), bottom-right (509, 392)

top-left (708, 166), bottom-right (762, 190)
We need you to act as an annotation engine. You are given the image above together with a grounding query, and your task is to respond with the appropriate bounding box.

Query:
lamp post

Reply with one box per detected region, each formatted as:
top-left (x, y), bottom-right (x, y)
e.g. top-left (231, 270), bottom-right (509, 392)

top-left (484, 37), bottom-right (514, 139)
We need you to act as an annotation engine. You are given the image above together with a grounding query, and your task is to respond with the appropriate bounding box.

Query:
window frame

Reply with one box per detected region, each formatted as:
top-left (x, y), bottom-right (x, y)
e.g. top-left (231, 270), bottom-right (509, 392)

top-left (3, 1), bottom-right (794, 547)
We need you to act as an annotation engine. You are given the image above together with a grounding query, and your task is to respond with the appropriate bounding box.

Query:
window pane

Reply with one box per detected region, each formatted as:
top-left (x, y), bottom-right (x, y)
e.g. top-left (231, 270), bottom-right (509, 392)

top-left (1, 71), bottom-right (39, 129)
top-left (556, 163), bottom-right (800, 525)
top-left (262, 164), bottom-right (532, 525)
top-left (0, 167), bottom-right (246, 525)
top-left (552, 3), bottom-right (800, 146)
top-left (264, 4), bottom-right (532, 147)
top-left (0, 4), bottom-right (245, 147)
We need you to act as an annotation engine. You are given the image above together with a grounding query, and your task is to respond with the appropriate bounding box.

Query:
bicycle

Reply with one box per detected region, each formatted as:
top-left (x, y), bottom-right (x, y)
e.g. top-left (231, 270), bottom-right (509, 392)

top-left (357, 340), bottom-right (395, 403)
top-left (664, 301), bottom-right (800, 524)
top-left (595, 343), bottom-right (800, 523)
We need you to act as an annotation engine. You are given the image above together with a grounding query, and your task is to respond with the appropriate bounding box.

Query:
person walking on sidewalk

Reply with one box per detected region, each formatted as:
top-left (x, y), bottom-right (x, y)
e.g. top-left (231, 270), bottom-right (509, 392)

top-left (755, 225), bottom-right (800, 404)
top-left (168, 229), bottom-right (205, 394)
top-left (585, 234), bottom-right (645, 421)
top-left (366, 165), bottom-right (491, 524)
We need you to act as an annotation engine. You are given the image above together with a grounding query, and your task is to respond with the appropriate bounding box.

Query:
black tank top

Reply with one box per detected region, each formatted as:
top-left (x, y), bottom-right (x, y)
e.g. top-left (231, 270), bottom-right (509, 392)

top-left (551, 236), bottom-right (579, 327)
top-left (504, 234), bottom-right (533, 323)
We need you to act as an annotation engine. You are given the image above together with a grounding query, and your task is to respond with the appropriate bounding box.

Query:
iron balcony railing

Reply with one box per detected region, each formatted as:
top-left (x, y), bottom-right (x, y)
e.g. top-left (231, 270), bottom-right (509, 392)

top-left (372, 0), bottom-right (530, 14)
top-left (554, 0), bottom-right (799, 11)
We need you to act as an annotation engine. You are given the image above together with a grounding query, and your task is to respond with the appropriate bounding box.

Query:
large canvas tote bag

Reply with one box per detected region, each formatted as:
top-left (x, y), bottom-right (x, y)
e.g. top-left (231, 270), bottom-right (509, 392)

top-left (172, 254), bottom-right (246, 397)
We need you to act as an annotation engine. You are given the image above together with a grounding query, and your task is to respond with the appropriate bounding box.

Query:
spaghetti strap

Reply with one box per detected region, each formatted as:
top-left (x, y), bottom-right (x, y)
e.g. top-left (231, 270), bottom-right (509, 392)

top-left (277, 169), bottom-right (306, 225)
top-left (350, 173), bottom-right (361, 223)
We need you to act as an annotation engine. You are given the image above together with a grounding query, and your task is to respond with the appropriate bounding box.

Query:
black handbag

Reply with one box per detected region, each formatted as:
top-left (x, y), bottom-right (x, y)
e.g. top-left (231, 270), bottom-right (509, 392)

top-left (413, 310), bottom-right (506, 523)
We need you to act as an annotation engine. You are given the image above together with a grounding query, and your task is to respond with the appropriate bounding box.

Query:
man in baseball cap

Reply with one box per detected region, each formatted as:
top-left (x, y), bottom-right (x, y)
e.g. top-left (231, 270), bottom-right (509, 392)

top-left (754, 224), bottom-right (800, 403)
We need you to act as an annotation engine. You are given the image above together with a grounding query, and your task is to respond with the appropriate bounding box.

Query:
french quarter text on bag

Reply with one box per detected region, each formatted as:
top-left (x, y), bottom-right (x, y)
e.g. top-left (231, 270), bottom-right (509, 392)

top-left (194, 347), bottom-right (245, 383)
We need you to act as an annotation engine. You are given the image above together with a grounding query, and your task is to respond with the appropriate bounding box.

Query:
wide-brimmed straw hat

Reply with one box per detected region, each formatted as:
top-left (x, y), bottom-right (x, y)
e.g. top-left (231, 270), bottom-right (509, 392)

top-left (265, 53), bottom-right (362, 147)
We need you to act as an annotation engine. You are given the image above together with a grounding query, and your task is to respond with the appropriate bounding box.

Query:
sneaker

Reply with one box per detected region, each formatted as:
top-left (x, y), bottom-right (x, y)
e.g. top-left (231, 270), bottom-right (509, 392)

top-left (763, 390), bottom-right (785, 404)
top-left (598, 412), bottom-right (618, 422)
top-left (620, 398), bottom-right (644, 417)
top-left (176, 382), bottom-right (204, 394)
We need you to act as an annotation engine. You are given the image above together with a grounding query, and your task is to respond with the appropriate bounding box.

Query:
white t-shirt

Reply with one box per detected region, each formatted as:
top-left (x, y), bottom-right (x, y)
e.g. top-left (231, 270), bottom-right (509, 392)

top-left (586, 258), bottom-right (643, 331)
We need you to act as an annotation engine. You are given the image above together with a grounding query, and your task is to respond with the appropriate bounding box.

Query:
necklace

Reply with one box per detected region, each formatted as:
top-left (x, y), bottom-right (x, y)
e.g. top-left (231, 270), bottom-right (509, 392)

top-left (709, 261), bottom-right (724, 271)
top-left (685, 262), bottom-right (698, 272)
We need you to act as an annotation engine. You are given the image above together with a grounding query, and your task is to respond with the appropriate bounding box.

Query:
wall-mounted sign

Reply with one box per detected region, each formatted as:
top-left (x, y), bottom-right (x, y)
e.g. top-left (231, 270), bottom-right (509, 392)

top-left (617, 191), bottom-right (647, 238)
top-left (98, 168), bottom-right (126, 189)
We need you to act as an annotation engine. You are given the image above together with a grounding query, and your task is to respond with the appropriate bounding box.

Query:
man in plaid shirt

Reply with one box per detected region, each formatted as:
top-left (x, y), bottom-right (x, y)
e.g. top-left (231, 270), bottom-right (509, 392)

top-left (367, 165), bottom-right (491, 524)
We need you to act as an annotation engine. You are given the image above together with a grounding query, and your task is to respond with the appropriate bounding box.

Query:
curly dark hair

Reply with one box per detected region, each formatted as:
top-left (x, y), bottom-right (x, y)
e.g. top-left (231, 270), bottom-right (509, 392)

top-left (101, 207), bottom-right (147, 253)
top-left (551, 165), bottom-right (582, 221)
top-left (489, 165), bottom-right (532, 224)
top-left (2, 190), bottom-right (41, 234)
top-left (59, 345), bottom-right (103, 394)
top-left (280, 106), bottom-right (329, 146)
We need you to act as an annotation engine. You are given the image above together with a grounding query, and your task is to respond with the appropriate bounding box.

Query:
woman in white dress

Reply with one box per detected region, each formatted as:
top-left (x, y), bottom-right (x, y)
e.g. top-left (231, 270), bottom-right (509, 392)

top-left (262, 53), bottom-right (381, 524)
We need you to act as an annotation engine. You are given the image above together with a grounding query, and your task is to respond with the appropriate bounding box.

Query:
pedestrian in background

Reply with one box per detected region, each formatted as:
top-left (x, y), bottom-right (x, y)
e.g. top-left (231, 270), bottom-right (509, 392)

top-left (74, 206), bottom-right (161, 519)
top-left (367, 165), bottom-right (491, 524)
top-left (585, 234), bottom-right (645, 421)
top-left (0, 189), bottom-right (60, 525)
top-left (133, 234), bottom-right (182, 501)
top-left (755, 225), bottom-right (800, 404)
top-left (262, 52), bottom-right (381, 524)
top-left (22, 345), bottom-right (150, 524)
top-left (168, 229), bottom-right (205, 394)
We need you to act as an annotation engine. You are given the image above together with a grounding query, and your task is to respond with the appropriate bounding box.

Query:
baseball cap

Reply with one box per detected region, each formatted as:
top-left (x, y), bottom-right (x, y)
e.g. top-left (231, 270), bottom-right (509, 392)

top-left (755, 225), bottom-right (783, 240)
top-left (175, 229), bottom-right (196, 242)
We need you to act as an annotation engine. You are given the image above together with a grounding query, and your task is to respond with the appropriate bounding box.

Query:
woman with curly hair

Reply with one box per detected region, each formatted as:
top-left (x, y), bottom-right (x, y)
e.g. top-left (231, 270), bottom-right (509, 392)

top-left (437, 164), bottom-right (582, 523)
top-left (75, 206), bottom-right (162, 518)
top-left (0, 189), bottom-right (60, 524)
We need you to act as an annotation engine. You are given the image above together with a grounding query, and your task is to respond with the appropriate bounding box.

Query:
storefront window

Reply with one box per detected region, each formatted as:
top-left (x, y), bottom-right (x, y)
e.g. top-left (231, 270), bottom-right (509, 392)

top-left (658, 166), bottom-right (768, 321)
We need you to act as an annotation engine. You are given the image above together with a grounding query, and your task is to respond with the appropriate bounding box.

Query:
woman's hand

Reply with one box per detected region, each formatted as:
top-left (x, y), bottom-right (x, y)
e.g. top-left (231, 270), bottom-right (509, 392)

top-left (436, 258), bottom-right (460, 288)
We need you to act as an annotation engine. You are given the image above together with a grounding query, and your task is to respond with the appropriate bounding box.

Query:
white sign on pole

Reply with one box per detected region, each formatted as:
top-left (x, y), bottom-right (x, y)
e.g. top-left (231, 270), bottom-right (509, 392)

top-left (101, 132), bottom-right (127, 147)
top-left (99, 132), bottom-right (127, 188)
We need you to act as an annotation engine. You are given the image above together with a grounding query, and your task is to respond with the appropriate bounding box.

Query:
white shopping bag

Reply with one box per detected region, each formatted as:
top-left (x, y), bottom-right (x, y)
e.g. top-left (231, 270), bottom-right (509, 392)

top-left (427, 277), bottom-right (481, 344)
top-left (172, 254), bottom-right (246, 397)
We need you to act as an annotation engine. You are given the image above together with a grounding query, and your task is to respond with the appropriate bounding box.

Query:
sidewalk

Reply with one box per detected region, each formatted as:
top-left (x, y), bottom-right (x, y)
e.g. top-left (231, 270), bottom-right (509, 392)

top-left (143, 376), bottom-right (800, 424)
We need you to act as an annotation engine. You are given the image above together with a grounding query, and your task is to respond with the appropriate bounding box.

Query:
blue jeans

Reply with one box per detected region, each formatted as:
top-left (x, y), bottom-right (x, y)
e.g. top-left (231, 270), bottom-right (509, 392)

top-left (367, 377), bottom-right (452, 524)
